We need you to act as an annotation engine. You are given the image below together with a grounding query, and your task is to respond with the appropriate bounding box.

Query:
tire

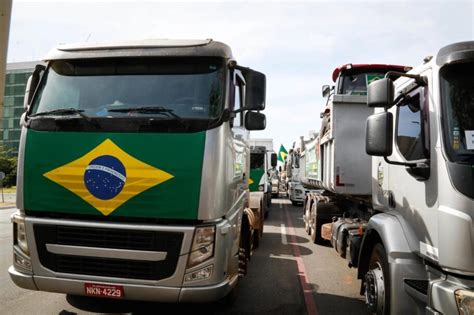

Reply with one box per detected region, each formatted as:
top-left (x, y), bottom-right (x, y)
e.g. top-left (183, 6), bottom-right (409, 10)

top-left (310, 203), bottom-right (324, 244)
top-left (364, 243), bottom-right (390, 315)
top-left (304, 203), bottom-right (311, 235)
top-left (238, 216), bottom-right (252, 277)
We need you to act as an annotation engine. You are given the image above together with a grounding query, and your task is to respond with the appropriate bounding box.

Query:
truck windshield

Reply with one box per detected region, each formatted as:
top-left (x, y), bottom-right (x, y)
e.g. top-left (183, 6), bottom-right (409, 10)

top-left (251, 154), bottom-right (265, 169)
top-left (31, 57), bottom-right (225, 120)
top-left (338, 71), bottom-right (385, 95)
top-left (440, 63), bottom-right (474, 163)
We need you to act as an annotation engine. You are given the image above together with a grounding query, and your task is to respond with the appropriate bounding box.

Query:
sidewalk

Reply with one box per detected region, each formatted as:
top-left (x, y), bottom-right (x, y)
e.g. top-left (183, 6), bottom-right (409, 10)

top-left (0, 191), bottom-right (16, 209)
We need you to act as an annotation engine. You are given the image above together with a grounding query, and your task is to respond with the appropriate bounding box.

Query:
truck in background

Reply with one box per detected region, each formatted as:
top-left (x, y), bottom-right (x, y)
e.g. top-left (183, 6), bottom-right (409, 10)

top-left (9, 39), bottom-right (267, 303)
top-left (287, 133), bottom-right (318, 206)
top-left (249, 138), bottom-right (277, 221)
top-left (303, 45), bottom-right (474, 315)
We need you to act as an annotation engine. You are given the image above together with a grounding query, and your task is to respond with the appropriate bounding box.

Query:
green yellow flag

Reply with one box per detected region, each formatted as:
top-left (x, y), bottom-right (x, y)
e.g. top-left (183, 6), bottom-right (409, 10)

top-left (278, 145), bottom-right (288, 162)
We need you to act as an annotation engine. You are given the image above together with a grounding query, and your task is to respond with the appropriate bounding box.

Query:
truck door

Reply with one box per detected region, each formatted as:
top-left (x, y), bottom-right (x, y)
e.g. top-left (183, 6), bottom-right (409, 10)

top-left (385, 69), bottom-right (440, 260)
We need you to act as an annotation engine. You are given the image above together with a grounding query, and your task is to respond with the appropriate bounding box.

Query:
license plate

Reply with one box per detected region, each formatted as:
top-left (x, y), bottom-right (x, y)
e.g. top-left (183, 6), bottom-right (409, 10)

top-left (84, 283), bottom-right (124, 299)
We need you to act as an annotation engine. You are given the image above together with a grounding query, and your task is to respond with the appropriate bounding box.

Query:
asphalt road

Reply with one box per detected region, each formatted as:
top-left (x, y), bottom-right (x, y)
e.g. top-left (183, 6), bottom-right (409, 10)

top-left (0, 198), bottom-right (367, 314)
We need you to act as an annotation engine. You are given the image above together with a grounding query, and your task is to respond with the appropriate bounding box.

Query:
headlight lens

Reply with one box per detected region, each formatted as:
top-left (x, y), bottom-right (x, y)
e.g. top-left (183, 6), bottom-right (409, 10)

top-left (456, 289), bottom-right (474, 315)
top-left (12, 214), bottom-right (29, 255)
top-left (258, 185), bottom-right (264, 191)
top-left (187, 226), bottom-right (215, 268)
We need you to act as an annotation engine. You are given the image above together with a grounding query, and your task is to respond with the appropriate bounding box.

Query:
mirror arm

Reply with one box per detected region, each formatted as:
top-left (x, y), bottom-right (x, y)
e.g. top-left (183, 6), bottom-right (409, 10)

top-left (228, 60), bottom-right (251, 73)
top-left (383, 156), bottom-right (417, 167)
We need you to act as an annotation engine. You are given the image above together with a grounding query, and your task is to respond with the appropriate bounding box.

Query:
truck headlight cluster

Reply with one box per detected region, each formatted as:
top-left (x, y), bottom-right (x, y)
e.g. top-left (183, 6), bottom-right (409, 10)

top-left (12, 213), bottom-right (29, 255)
top-left (187, 226), bottom-right (215, 268)
top-left (455, 289), bottom-right (474, 315)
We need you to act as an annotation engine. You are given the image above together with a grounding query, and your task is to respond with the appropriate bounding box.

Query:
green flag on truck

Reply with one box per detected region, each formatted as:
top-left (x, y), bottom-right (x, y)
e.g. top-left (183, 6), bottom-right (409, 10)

top-left (278, 145), bottom-right (288, 162)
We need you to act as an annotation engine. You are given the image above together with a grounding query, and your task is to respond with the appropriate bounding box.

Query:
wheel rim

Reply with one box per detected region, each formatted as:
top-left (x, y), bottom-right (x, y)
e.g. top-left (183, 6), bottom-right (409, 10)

top-left (364, 262), bottom-right (385, 314)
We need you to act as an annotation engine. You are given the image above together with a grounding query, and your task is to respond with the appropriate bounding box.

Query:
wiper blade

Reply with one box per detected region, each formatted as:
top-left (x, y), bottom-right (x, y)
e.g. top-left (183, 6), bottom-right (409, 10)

top-left (30, 108), bottom-right (100, 128)
top-left (30, 108), bottom-right (85, 117)
top-left (107, 106), bottom-right (183, 121)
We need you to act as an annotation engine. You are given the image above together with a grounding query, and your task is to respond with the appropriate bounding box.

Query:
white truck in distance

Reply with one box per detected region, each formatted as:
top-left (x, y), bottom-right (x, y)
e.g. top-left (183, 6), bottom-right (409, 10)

top-left (302, 47), bottom-right (474, 315)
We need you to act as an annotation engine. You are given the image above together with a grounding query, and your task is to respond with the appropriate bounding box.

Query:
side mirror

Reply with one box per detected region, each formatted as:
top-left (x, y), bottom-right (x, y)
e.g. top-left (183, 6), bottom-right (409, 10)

top-left (245, 111), bottom-right (266, 130)
top-left (366, 111), bottom-right (393, 156)
top-left (322, 85), bottom-right (331, 98)
top-left (24, 64), bottom-right (45, 110)
top-left (271, 153), bottom-right (277, 167)
top-left (243, 69), bottom-right (266, 111)
top-left (367, 78), bottom-right (394, 108)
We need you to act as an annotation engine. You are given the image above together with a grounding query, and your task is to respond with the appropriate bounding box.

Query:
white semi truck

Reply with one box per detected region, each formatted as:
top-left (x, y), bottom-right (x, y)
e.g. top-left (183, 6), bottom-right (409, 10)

top-left (287, 134), bottom-right (318, 206)
top-left (249, 138), bottom-right (277, 217)
top-left (303, 48), bottom-right (474, 315)
top-left (9, 39), bottom-right (267, 303)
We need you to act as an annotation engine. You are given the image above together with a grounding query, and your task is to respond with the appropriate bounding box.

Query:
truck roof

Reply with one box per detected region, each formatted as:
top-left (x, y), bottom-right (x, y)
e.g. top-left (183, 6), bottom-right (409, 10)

top-left (43, 39), bottom-right (233, 61)
top-left (332, 63), bottom-right (410, 82)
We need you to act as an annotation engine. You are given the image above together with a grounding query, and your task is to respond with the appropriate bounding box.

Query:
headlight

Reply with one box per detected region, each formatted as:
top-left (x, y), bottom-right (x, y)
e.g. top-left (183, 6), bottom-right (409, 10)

top-left (258, 185), bottom-right (264, 191)
top-left (12, 214), bottom-right (29, 255)
top-left (187, 226), bottom-right (215, 268)
top-left (456, 289), bottom-right (474, 315)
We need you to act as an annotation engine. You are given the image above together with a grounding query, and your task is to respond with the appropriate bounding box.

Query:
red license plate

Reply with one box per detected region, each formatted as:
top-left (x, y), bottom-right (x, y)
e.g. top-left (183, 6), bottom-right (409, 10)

top-left (84, 283), bottom-right (124, 299)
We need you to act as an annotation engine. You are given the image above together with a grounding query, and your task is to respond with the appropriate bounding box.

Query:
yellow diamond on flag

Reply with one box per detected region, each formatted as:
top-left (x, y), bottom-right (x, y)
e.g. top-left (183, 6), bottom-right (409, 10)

top-left (249, 178), bottom-right (254, 185)
top-left (43, 139), bottom-right (174, 216)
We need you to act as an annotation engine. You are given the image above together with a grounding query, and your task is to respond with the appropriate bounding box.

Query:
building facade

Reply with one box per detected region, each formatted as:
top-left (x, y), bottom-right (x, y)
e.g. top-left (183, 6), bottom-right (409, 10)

top-left (2, 61), bottom-right (37, 154)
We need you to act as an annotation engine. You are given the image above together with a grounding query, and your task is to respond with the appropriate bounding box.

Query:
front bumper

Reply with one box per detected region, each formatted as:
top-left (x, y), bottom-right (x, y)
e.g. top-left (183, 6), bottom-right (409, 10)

top-left (9, 265), bottom-right (238, 302)
top-left (428, 274), bottom-right (474, 314)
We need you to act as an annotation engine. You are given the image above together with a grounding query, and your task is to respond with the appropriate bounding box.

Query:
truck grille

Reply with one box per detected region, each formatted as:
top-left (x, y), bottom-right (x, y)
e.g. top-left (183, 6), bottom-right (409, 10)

top-left (34, 224), bottom-right (183, 281)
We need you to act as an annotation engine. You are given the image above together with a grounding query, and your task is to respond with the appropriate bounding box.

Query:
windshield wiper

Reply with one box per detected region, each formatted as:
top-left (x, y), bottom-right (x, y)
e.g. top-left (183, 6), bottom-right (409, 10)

top-left (107, 106), bottom-right (183, 121)
top-left (30, 108), bottom-right (100, 128)
top-left (30, 108), bottom-right (86, 117)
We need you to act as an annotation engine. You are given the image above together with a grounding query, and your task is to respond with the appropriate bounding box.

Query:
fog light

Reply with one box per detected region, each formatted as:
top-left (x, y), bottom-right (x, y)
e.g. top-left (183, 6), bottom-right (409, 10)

top-left (184, 265), bottom-right (213, 283)
top-left (456, 289), bottom-right (474, 315)
top-left (14, 252), bottom-right (32, 271)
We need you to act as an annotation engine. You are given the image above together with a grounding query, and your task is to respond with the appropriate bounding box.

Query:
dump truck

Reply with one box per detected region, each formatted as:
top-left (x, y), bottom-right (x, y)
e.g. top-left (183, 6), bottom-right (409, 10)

top-left (304, 45), bottom-right (474, 314)
top-left (249, 138), bottom-right (277, 219)
top-left (9, 39), bottom-right (267, 303)
top-left (287, 134), bottom-right (318, 206)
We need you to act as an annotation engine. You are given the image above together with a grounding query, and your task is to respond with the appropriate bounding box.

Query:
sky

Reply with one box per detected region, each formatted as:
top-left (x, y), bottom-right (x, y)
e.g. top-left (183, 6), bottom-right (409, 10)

top-left (6, 0), bottom-right (474, 151)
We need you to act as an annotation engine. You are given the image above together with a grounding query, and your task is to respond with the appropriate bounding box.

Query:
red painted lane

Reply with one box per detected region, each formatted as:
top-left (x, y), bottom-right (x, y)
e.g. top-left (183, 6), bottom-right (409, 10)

top-left (284, 206), bottom-right (318, 315)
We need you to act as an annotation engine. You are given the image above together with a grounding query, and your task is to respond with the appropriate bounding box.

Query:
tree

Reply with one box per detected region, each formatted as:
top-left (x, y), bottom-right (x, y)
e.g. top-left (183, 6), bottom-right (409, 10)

top-left (0, 145), bottom-right (17, 187)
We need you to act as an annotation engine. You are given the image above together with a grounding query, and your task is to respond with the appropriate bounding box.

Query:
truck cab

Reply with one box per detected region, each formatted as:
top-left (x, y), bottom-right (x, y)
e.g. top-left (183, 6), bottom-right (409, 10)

top-left (366, 41), bottom-right (474, 315)
top-left (9, 39), bottom-right (267, 303)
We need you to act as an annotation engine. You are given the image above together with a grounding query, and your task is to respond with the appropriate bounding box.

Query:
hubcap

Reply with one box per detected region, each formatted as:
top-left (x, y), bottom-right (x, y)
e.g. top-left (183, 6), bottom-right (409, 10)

top-left (364, 262), bottom-right (385, 314)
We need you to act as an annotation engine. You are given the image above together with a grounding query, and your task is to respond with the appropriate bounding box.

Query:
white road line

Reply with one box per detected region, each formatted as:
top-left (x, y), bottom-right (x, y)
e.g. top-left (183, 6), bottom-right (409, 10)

top-left (280, 224), bottom-right (288, 245)
top-left (279, 203), bottom-right (283, 208)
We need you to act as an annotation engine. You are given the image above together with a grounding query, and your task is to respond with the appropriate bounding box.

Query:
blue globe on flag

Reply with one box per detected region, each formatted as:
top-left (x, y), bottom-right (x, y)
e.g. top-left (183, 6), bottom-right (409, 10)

top-left (84, 155), bottom-right (127, 200)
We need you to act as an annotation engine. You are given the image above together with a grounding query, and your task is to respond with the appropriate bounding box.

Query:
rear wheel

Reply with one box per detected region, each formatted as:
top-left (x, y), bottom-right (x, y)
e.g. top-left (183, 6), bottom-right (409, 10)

top-left (310, 203), bottom-right (324, 244)
top-left (304, 202), bottom-right (312, 234)
top-left (364, 243), bottom-right (390, 315)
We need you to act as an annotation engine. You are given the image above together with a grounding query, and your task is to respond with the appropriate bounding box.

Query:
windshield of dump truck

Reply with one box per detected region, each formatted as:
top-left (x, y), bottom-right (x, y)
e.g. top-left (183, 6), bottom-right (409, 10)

top-left (30, 57), bottom-right (225, 122)
top-left (338, 71), bottom-right (385, 95)
top-left (440, 63), bottom-right (474, 163)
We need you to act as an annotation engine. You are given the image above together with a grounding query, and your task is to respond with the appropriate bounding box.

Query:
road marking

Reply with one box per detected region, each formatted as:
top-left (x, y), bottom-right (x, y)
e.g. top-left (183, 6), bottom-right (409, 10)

top-left (284, 206), bottom-right (318, 315)
top-left (280, 224), bottom-right (288, 245)
top-left (279, 202), bottom-right (282, 209)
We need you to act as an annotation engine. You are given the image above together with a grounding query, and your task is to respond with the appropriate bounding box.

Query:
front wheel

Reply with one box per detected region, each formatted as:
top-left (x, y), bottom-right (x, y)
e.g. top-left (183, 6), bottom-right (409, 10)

top-left (364, 243), bottom-right (390, 315)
